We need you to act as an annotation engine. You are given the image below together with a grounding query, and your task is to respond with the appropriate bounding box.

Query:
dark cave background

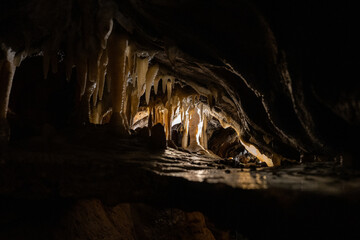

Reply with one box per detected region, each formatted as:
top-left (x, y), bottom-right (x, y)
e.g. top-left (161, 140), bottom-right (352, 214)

top-left (1, 0), bottom-right (360, 239)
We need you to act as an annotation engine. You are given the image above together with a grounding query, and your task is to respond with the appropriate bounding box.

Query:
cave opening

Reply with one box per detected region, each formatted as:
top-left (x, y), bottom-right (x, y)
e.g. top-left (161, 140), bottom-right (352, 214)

top-left (1, 0), bottom-right (360, 239)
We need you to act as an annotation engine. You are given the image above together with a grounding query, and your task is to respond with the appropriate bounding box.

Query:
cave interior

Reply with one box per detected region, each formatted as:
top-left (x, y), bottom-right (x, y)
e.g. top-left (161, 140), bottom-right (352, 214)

top-left (1, 0), bottom-right (360, 239)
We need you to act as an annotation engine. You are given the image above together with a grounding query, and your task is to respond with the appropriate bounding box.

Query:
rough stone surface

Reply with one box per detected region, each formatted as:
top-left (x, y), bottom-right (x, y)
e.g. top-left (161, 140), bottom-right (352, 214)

top-left (1, 1), bottom-right (360, 239)
top-left (1, 129), bottom-right (360, 239)
top-left (1, 0), bottom-right (359, 160)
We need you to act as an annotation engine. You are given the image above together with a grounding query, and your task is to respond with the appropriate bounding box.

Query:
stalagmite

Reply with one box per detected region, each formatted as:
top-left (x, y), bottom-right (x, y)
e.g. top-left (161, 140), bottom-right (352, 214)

top-left (136, 57), bottom-right (149, 98)
top-left (107, 33), bottom-right (128, 131)
top-left (145, 64), bottom-right (159, 105)
top-left (154, 76), bottom-right (161, 95)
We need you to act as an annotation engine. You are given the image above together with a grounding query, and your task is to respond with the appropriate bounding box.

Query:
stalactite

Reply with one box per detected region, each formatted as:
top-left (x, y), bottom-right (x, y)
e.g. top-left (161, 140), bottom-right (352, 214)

top-left (42, 48), bottom-right (50, 79)
top-left (239, 139), bottom-right (274, 167)
top-left (51, 54), bottom-right (58, 74)
top-left (145, 64), bottom-right (159, 105)
top-left (154, 106), bottom-right (159, 125)
top-left (136, 57), bottom-right (149, 98)
top-left (88, 53), bottom-right (99, 83)
top-left (163, 108), bottom-right (169, 140)
top-left (182, 111), bottom-right (189, 149)
top-left (90, 101), bottom-right (103, 124)
top-left (181, 105), bottom-right (184, 124)
top-left (130, 87), bottom-right (139, 126)
top-left (107, 33), bottom-right (128, 131)
top-left (98, 49), bottom-right (108, 101)
top-left (43, 33), bottom-right (62, 79)
top-left (0, 47), bottom-right (16, 120)
top-left (148, 105), bottom-right (153, 136)
top-left (151, 105), bottom-right (155, 126)
top-left (96, 15), bottom-right (113, 50)
top-left (75, 42), bottom-right (88, 97)
top-left (186, 106), bottom-right (206, 153)
top-left (125, 43), bottom-right (133, 77)
top-left (162, 76), bottom-right (167, 94)
top-left (169, 104), bottom-right (174, 140)
top-left (210, 86), bottom-right (219, 103)
top-left (106, 74), bottom-right (111, 93)
top-left (124, 84), bottom-right (133, 127)
top-left (91, 52), bottom-right (101, 106)
top-left (132, 53), bottom-right (137, 88)
top-left (166, 77), bottom-right (173, 101)
top-left (202, 114), bottom-right (208, 149)
top-left (154, 76), bottom-right (161, 95)
top-left (65, 44), bottom-right (74, 81)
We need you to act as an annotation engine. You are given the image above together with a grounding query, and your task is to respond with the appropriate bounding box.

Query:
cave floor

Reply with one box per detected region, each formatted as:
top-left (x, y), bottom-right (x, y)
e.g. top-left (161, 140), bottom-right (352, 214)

top-left (1, 126), bottom-right (360, 239)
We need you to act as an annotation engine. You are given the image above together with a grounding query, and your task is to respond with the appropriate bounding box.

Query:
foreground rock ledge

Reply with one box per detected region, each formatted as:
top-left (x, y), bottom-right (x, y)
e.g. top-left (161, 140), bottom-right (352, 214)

top-left (1, 129), bottom-right (360, 239)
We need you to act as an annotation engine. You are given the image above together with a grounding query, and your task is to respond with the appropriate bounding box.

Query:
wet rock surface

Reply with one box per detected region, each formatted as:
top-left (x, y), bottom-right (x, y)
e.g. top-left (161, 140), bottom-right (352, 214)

top-left (1, 127), bottom-right (360, 239)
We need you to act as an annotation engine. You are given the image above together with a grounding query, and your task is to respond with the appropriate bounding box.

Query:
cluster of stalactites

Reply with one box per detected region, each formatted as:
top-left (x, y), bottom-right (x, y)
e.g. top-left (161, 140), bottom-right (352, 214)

top-left (126, 88), bottom-right (210, 153)
top-left (42, 0), bottom-right (115, 95)
top-left (136, 93), bottom-right (210, 153)
top-left (178, 96), bottom-right (208, 153)
top-left (86, 29), bottom-right (179, 135)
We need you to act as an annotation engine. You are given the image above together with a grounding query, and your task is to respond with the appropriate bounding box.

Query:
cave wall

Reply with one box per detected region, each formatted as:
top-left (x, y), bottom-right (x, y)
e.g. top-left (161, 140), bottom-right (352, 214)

top-left (1, 0), bottom-right (359, 163)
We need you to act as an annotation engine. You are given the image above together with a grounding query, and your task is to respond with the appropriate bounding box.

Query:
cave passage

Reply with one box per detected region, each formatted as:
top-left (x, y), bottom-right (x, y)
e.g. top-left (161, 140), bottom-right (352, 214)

top-left (1, 0), bottom-right (360, 239)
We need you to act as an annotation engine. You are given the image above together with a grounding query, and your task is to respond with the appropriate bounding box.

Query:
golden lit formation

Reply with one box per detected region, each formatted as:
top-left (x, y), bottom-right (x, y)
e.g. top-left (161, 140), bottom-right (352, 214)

top-left (0, 26), bottom-right (276, 166)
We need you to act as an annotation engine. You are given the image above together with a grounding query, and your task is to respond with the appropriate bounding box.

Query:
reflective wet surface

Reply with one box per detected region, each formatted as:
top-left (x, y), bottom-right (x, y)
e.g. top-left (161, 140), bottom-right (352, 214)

top-left (143, 148), bottom-right (360, 194)
top-left (2, 130), bottom-right (360, 239)
top-left (3, 130), bottom-right (360, 197)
